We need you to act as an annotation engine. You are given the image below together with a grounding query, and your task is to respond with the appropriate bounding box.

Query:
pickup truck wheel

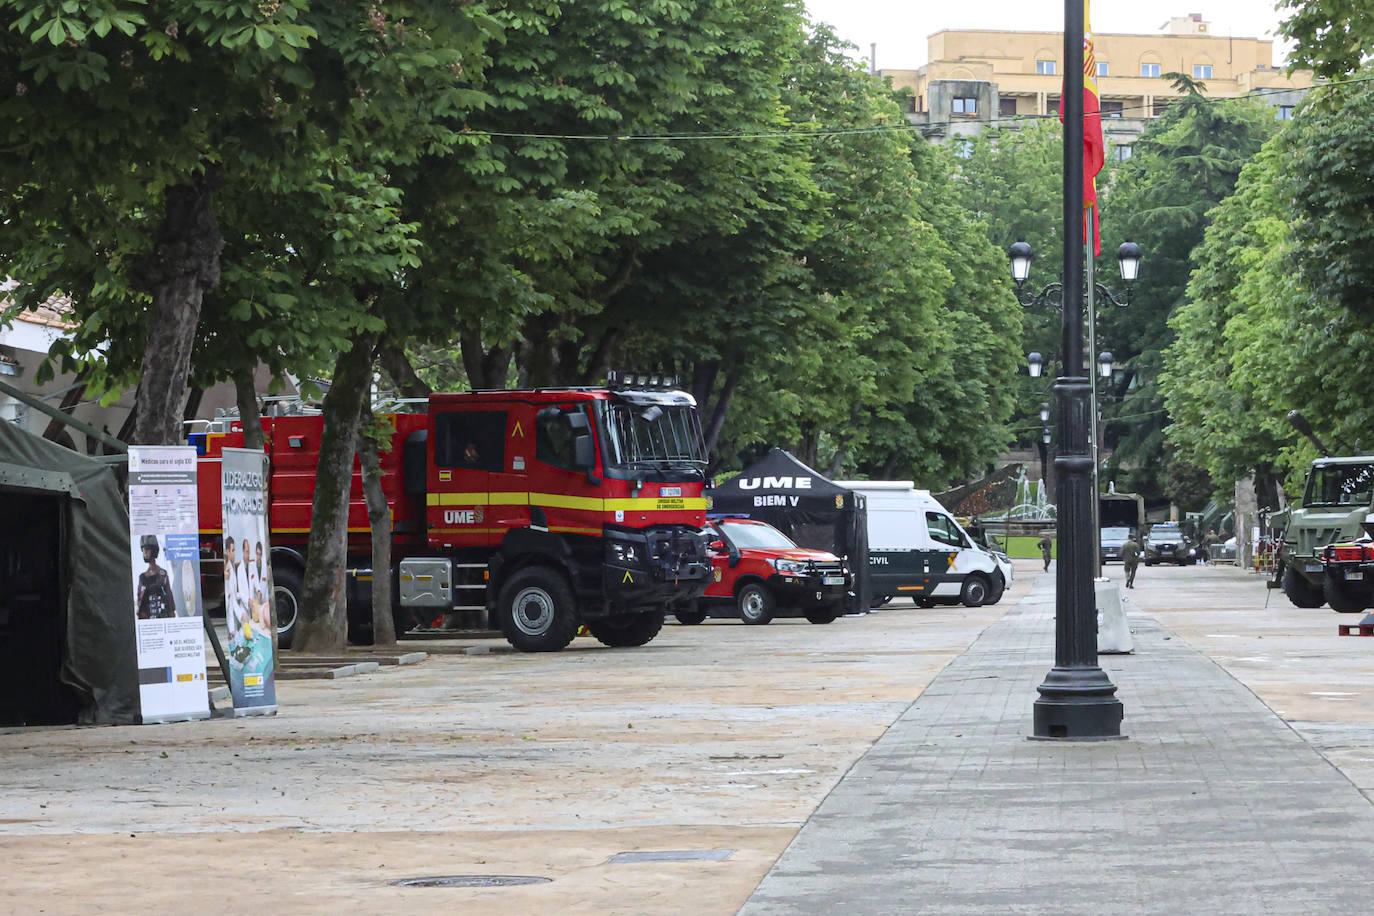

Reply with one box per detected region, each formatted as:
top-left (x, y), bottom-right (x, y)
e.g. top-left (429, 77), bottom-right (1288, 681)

top-left (805, 605), bottom-right (840, 624)
top-left (271, 564), bottom-right (303, 650)
top-left (1282, 566), bottom-right (1326, 609)
top-left (1323, 575), bottom-right (1368, 614)
top-left (497, 567), bottom-right (579, 651)
top-left (959, 574), bottom-right (991, 608)
top-left (674, 609), bottom-right (707, 625)
top-left (587, 610), bottom-right (665, 647)
top-left (737, 582), bottom-right (775, 625)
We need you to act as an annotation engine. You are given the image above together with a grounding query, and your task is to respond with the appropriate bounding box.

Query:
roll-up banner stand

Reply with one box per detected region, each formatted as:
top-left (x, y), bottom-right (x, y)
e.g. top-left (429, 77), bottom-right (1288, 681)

top-left (220, 448), bottom-right (278, 716)
top-left (127, 446), bottom-right (210, 723)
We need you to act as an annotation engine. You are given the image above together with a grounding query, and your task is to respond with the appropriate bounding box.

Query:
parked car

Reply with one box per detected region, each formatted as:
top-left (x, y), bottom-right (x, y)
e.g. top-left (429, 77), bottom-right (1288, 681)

top-left (674, 518), bottom-right (849, 626)
top-left (1143, 523), bottom-right (1197, 566)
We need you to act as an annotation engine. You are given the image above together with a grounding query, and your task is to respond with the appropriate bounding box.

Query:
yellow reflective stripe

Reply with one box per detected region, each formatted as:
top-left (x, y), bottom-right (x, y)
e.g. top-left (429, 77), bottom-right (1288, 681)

top-left (550, 526), bottom-right (602, 536)
top-left (423, 492), bottom-right (705, 511)
top-left (531, 493), bottom-right (605, 511)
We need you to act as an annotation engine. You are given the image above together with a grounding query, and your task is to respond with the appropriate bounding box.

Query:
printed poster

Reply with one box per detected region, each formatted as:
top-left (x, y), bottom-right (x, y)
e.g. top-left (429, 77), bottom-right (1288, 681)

top-left (221, 447), bottom-right (277, 716)
top-left (128, 445), bottom-right (210, 723)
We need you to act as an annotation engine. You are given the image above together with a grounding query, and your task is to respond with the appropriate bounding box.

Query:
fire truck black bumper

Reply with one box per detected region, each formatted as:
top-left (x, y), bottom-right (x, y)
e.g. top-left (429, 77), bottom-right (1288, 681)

top-left (603, 526), bottom-right (712, 609)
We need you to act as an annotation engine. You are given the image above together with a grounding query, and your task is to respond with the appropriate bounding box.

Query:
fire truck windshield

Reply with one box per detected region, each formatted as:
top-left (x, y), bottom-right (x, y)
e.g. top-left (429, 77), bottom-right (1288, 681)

top-left (1304, 463), bottom-right (1374, 509)
top-left (602, 400), bottom-right (707, 470)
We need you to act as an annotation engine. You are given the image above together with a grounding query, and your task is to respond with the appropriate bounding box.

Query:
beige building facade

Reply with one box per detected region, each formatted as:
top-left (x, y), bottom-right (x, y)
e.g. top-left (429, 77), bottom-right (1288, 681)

top-left (883, 14), bottom-right (1315, 149)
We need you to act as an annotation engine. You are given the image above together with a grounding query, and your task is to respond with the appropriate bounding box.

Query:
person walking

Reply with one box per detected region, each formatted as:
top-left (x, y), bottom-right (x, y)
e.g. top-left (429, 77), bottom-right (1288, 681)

top-left (1121, 533), bottom-right (1141, 588)
top-left (1200, 528), bottom-right (1219, 566)
top-left (1038, 533), bottom-right (1053, 571)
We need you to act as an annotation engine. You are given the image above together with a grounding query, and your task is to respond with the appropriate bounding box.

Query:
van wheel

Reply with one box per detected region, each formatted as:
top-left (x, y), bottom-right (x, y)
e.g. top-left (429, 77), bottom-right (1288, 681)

top-left (1282, 566), bottom-right (1326, 609)
top-left (806, 604), bottom-right (841, 624)
top-left (985, 574), bottom-right (1006, 605)
top-left (737, 583), bottom-right (775, 625)
top-left (959, 574), bottom-right (991, 607)
top-left (587, 610), bottom-right (665, 647)
top-left (497, 566), bottom-right (579, 651)
top-left (674, 609), bottom-right (707, 625)
top-left (870, 595), bottom-right (892, 608)
top-left (271, 564), bottom-right (303, 650)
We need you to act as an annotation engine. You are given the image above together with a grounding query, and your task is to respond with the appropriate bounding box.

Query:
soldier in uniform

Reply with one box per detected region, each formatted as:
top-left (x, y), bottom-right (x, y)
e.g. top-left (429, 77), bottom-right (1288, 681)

top-left (136, 535), bottom-right (176, 619)
top-left (1038, 532), bottom-right (1053, 571)
top-left (1121, 533), bottom-right (1141, 588)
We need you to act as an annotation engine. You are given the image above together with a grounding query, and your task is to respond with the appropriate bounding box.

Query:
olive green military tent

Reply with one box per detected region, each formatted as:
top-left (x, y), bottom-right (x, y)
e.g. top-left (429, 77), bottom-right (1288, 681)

top-left (0, 421), bottom-right (139, 726)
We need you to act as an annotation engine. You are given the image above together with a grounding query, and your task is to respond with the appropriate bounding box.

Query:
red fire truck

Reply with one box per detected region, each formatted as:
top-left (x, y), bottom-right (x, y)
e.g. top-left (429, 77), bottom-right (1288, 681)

top-left (196, 376), bottom-right (714, 651)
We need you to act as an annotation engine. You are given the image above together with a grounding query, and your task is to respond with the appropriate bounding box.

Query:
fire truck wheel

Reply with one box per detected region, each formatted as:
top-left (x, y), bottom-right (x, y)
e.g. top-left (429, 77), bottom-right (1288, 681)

top-left (271, 564), bottom-right (303, 650)
top-left (959, 574), bottom-right (991, 607)
top-left (587, 610), bottom-right (665, 647)
top-left (1282, 566), bottom-right (1326, 609)
top-left (1323, 575), bottom-right (1368, 614)
top-left (497, 567), bottom-right (579, 652)
top-left (736, 582), bottom-right (775, 625)
top-left (674, 609), bottom-right (707, 625)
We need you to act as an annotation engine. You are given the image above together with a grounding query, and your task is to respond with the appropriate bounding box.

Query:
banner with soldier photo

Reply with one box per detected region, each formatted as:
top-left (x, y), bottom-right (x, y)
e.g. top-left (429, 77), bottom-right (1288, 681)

top-left (127, 445), bottom-right (209, 723)
top-left (220, 447), bottom-right (277, 716)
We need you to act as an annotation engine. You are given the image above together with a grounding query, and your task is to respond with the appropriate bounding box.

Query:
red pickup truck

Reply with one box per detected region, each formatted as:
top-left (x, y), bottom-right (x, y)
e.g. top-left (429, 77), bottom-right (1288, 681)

top-left (674, 518), bottom-right (850, 626)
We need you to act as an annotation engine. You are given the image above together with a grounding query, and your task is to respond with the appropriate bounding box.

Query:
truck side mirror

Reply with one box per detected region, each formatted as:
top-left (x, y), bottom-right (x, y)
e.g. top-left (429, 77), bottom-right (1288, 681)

top-left (573, 434), bottom-right (599, 486)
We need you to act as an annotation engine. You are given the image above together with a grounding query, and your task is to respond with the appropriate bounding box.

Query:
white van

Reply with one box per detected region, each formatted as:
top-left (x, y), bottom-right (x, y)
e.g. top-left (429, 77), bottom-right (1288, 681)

top-left (833, 481), bottom-right (1012, 607)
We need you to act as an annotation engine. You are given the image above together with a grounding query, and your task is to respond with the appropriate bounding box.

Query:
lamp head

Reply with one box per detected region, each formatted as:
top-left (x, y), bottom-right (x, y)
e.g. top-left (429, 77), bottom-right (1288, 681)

top-left (1008, 239), bottom-right (1033, 285)
top-left (1117, 240), bottom-right (1141, 283)
top-left (1098, 351), bottom-right (1114, 378)
top-left (1027, 351), bottom-right (1044, 379)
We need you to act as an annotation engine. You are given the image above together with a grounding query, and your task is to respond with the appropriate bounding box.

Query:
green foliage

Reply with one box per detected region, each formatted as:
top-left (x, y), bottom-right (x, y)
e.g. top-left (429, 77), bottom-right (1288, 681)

top-left (1096, 89), bottom-right (1276, 502)
top-left (1280, 0), bottom-right (1371, 78)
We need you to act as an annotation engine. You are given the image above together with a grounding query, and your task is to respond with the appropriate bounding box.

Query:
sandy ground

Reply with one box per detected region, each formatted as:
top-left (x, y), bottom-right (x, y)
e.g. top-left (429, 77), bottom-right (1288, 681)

top-left (0, 567), bottom-right (1035, 915)
top-left (5, 558), bottom-right (1373, 914)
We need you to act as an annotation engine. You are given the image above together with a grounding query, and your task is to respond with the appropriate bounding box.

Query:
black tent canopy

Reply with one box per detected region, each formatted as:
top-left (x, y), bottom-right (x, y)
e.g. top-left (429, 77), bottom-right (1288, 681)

top-left (706, 448), bottom-right (870, 612)
top-left (0, 422), bottom-right (139, 726)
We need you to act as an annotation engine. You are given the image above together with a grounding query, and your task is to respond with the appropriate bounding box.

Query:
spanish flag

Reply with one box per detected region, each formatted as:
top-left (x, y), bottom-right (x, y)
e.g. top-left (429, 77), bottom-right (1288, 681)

top-left (1082, 0), bottom-right (1104, 255)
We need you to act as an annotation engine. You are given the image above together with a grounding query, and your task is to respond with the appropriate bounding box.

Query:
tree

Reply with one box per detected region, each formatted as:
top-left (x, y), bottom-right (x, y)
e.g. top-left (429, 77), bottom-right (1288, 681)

top-left (1096, 86), bottom-right (1276, 504)
top-left (1280, 0), bottom-right (1372, 78)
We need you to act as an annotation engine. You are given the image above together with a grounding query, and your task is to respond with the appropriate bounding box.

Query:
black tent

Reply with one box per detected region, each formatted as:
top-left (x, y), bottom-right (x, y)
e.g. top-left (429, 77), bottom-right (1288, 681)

top-left (0, 422), bottom-right (139, 726)
top-left (707, 449), bottom-right (870, 613)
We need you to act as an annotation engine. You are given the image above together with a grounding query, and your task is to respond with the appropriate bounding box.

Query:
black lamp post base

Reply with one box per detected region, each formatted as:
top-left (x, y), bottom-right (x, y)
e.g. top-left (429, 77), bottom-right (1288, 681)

top-left (1032, 666), bottom-right (1125, 740)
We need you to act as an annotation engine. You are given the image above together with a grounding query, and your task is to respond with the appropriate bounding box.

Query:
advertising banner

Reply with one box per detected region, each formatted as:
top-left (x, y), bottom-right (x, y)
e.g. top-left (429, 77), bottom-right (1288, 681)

top-left (128, 445), bottom-right (210, 723)
top-left (221, 447), bottom-right (277, 716)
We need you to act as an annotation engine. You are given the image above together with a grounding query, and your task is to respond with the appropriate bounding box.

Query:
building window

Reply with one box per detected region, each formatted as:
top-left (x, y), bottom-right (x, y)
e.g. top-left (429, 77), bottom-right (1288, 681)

top-left (1114, 145), bottom-right (1133, 161)
top-left (1048, 97), bottom-right (1060, 116)
top-left (999, 97), bottom-right (1017, 116)
top-left (954, 139), bottom-right (973, 159)
top-left (1141, 62), bottom-right (1161, 78)
top-left (1037, 60), bottom-right (1057, 75)
top-left (952, 97), bottom-right (978, 115)
top-left (1193, 64), bottom-right (1213, 79)
top-left (1102, 100), bottom-right (1124, 118)
top-left (1152, 99), bottom-right (1170, 116)
top-left (1096, 61), bottom-right (1110, 77)
top-left (1276, 105), bottom-right (1294, 120)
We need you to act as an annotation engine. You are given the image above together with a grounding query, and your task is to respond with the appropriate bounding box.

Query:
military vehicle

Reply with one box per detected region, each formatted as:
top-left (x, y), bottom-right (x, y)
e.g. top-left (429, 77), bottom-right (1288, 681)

top-left (1269, 457), bottom-right (1374, 611)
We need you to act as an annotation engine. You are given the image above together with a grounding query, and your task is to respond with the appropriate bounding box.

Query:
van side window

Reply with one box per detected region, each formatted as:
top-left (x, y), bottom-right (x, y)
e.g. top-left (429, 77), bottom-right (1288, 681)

top-left (435, 411), bottom-right (507, 472)
top-left (536, 406), bottom-right (581, 470)
top-left (926, 512), bottom-right (966, 548)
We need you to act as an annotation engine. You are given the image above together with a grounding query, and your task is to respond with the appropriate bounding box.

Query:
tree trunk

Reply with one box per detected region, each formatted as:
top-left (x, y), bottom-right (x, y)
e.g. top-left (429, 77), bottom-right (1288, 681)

top-left (294, 329), bottom-right (378, 654)
top-left (233, 364), bottom-right (265, 450)
top-left (703, 372), bottom-right (740, 456)
top-left (131, 167), bottom-right (224, 445)
top-left (359, 408), bottom-right (396, 647)
top-left (378, 340), bottom-right (432, 399)
top-left (459, 327), bottom-right (514, 391)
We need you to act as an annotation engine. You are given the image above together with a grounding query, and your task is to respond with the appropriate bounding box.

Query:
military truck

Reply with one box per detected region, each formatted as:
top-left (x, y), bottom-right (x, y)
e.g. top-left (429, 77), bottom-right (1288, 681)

top-left (1269, 456), bottom-right (1374, 611)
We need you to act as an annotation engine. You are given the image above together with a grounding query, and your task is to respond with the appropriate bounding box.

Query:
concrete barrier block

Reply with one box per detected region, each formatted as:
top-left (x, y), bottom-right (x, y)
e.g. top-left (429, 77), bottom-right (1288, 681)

top-left (1096, 578), bottom-right (1133, 654)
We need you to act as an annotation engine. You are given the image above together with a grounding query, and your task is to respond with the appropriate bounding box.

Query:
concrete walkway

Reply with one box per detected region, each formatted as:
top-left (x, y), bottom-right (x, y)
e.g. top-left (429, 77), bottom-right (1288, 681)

top-left (742, 568), bottom-right (1374, 915)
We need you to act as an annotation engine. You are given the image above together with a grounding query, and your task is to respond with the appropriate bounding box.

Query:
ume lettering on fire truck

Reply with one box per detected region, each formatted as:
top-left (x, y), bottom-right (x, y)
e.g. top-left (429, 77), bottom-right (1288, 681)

top-left (195, 374), bottom-right (714, 652)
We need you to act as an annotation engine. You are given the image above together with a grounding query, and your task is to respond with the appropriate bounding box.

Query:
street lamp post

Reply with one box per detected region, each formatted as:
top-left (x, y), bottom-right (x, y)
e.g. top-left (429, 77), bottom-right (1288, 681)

top-left (1004, 2), bottom-right (1137, 739)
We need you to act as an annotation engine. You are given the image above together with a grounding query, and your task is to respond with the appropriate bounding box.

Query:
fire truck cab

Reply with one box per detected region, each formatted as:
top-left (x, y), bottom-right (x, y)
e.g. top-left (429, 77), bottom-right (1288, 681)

top-left (197, 377), bottom-right (714, 652)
